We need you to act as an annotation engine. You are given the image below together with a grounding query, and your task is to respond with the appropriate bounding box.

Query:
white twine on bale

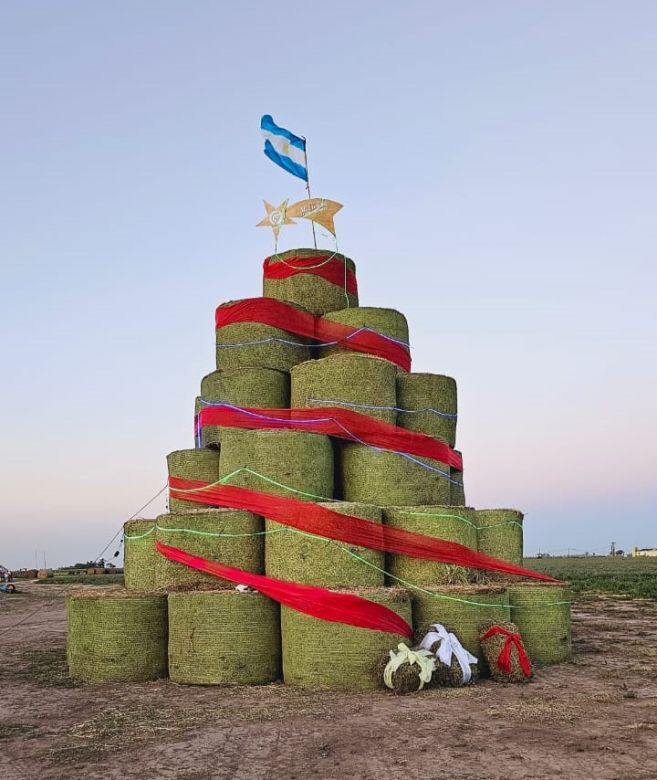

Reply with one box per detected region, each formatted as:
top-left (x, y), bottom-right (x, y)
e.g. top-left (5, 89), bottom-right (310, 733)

top-left (419, 623), bottom-right (478, 685)
top-left (383, 643), bottom-right (436, 691)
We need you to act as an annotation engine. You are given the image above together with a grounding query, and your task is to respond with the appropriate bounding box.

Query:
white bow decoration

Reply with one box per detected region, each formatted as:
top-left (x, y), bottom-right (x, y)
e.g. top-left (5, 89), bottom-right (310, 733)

top-left (419, 623), bottom-right (478, 685)
top-left (383, 643), bottom-right (436, 691)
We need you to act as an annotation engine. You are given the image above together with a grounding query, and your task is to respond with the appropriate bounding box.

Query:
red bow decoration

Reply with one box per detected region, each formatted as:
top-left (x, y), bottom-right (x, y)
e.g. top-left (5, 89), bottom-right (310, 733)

top-left (480, 625), bottom-right (532, 678)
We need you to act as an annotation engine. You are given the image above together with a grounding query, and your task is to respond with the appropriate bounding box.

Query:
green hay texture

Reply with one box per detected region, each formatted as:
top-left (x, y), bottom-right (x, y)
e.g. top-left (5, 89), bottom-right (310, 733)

top-left (215, 298), bottom-right (312, 372)
top-left (67, 589), bottom-right (167, 682)
top-left (384, 506), bottom-right (477, 585)
top-left (281, 588), bottom-right (412, 691)
top-left (290, 354), bottom-right (398, 424)
top-left (339, 443), bottom-right (450, 506)
top-left (319, 307), bottom-right (409, 364)
top-left (413, 585), bottom-right (511, 660)
top-left (218, 428), bottom-right (334, 499)
top-left (265, 502), bottom-right (385, 587)
top-left (167, 449), bottom-right (221, 513)
top-left (395, 373), bottom-right (457, 447)
top-left (199, 367), bottom-right (290, 448)
top-left (123, 520), bottom-right (157, 592)
top-left (450, 452), bottom-right (466, 505)
top-left (167, 590), bottom-right (280, 685)
top-left (263, 248), bottom-right (358, 315)
top-left (507, 584), bottom-right (572, 664)
top-left (155, 510), bottom-right (264, 590)
top-left (475, 509), bottom-right (524, 578)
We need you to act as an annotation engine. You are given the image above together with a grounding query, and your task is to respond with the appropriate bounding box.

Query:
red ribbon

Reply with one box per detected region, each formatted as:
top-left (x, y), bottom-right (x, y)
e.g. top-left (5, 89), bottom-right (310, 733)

top-left (156, 541), bottom-right (412, 637)
top-left (263, 255), bottom-right (358, 297)
top-left (168, 478), bottom-right (559, 583)
top-left (197, 405), bottom-right (462, 469)
top-left (480, 625), bottom-right (532, 677)
top-left (215, 298), bottom-right (411, 371)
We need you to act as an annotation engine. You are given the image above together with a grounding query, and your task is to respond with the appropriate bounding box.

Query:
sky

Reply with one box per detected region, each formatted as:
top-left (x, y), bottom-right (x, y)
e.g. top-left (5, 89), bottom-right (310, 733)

top-left (1, 1), bottom-right (655, 569)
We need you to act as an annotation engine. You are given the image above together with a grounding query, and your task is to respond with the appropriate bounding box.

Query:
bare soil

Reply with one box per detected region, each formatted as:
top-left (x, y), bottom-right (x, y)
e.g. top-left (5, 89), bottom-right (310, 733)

top-left (1, 583), bottom-right (656, 780)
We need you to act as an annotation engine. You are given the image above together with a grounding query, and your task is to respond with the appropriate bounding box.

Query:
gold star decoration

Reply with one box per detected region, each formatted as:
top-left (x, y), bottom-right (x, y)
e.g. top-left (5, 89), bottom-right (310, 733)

top-left (256, 199), bottom-right (296, 240)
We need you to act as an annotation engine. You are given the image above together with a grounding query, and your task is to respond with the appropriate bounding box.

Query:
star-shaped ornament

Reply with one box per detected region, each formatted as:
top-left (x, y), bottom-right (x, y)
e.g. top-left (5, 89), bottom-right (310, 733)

top-left (256, 200), bottom-right (296, 240)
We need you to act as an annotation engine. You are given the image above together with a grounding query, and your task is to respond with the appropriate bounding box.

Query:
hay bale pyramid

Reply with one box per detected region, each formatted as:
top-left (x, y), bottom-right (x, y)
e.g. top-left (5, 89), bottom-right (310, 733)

top-left (67, 249), bottom-right (572, 689)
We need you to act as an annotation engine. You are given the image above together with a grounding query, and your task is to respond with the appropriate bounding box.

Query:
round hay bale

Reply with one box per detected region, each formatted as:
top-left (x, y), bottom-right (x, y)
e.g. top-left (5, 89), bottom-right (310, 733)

top-left (215, 298), bottom-right (312, 372)
top-left (384, 506), bottom-right (478, 585)
top-left (123, 519), bottom-right (157, 591)
top-left (167, 449), bottom-right (221, 513)
top-left (281, 588), bottom-right (412, 691)
top-left (395, 373), bottom-right (457, 447)
top-left (198, 367), bottom-right (290, 448)
top-left (263, 248), bottom-right (358, 315)
top-left (507, 583), bottom-right (572, 664)
top-left (319, 307), bottom-right (410, 365)
top-left (450, 452), bottom-right (465, 505)
top-left (412, 585), bottom-right (510, 660)
top-left (167, 590), bottom-right (280, 685)
top-left (475, 509), bottom-right (524, 579)
top-left (155, 510), bottom-right (263, 590)
top-left (265, 502), bottom-right (384, 587)
top-left (67, 588), bottom-right (167, 682)
top-left (218, 429), bottom-right (334, 500)
top-left (339, 443), bottom-right (450, 506)
top-left (290, 354), bottom-right (397, 424)
top-left (479, 618), bottom-right (532, 683)
top-left (37, 569), bottom-right (51, 579)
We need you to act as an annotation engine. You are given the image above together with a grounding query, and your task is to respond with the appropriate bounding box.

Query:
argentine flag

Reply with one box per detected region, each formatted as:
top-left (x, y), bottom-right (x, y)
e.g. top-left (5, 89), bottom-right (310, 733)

top-left (261, 114), bottom-right (308, 182)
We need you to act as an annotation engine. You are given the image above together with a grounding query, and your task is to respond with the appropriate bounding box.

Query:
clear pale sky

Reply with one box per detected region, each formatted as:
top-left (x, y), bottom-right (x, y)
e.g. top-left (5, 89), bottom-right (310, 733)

top-left (1, 1), bottom-right (655, 568)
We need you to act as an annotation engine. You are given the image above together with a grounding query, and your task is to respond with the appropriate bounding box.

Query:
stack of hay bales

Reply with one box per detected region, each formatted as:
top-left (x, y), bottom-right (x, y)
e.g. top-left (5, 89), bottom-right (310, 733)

top-left (68, 246), bottom-right (571, 687)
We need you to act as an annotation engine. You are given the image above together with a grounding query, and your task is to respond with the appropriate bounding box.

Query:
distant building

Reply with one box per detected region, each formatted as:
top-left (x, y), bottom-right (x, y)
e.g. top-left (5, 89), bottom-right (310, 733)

top-left (632, 547), bottom-right (657, 558)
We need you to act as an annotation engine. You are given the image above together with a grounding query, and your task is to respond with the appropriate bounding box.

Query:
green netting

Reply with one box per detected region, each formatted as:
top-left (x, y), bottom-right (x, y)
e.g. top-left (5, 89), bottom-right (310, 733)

top-left (290, 353), bottom-right (398, 424)
top-left (265, 502), bottom-right (384, 587)
top-left (395, 373), bottom-right (457, 447)
top-left (507, 584), bottom-right (572, 664)
top-left (67, 589), bottom-right (167, 682)
top-left (281, 587), bottom-right (412, 691)
top-left (339, 443), bottom-right (450, 506)
top-left (123, 520), bottom-right (157, 591)
top-left (412, 585), bottom-right (511, 660)
top-left (167, 590), bottom-right (280, 685)
top-left (384, 506), bottom-right (477, 585)
top-left (319, 307), bottom-right (409, 363)
top-left (263, 248), bottom-right (358, 315)
top-left (199, 367), bottom-right (290, 447)
top-left (475, 509), bottom-right (524, 579)
top-left (167, 449), bottom-right (221, 513)
top-left (215, 299), bottom-right (312, 372)
top-left (219, 429), bottom-right (334, 499)
top-left (155, 510), bottom-right (264, 590)
top-left (450, 452), bottom-right (465, 505)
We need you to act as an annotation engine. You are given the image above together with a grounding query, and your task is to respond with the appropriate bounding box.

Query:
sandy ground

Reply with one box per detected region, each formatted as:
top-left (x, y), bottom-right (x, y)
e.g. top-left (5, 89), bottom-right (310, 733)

top-left (1, 583), bottom-right (656, 780)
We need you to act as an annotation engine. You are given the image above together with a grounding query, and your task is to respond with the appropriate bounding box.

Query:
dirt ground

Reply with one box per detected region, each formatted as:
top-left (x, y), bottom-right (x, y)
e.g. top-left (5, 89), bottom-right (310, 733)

top-left (1, 584), bottom-right (656, 780)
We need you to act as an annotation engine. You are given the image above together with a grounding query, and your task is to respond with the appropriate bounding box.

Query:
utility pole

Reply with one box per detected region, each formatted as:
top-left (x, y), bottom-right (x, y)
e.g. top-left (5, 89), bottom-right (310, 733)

top-left (610, 541), bottom-right (616, 557)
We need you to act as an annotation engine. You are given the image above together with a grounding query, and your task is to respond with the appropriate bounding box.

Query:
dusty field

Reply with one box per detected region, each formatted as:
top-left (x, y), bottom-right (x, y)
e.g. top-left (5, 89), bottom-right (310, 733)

top-left (1, 583), bottom-right (656, 780)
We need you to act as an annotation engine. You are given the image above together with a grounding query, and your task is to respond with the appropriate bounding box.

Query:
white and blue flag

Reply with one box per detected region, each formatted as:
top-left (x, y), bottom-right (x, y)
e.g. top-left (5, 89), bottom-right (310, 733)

top-left (260, 114), bottom-right (308, 181)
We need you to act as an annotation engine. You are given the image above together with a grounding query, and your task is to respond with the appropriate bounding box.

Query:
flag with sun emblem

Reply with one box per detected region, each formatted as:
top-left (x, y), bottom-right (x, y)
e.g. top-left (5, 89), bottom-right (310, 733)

top-left (260, 115), bottom-right (308, 181)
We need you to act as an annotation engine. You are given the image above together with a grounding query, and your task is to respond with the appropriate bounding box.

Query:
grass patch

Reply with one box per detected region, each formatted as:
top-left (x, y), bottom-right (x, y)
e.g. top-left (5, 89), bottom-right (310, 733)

top-left (37, 574), bottom-right (124, 586)
top-left (524, 557), bottom-right (657, 599)
top-left (0, 648), bottom-right (80, 689)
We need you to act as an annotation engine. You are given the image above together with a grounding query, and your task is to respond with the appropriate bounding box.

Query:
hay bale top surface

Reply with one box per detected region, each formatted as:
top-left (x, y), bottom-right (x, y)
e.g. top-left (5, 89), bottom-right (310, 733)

top-left (293, 352), bottom-right (398, 372)
top-left (318, 501), bottom-right (382, 521)
top-left (321, 586), bottom-right (410, 604)
top-left (155, 509), bottom-right (257, 524)
top-left (201, 366), bottom-right (289, 392)
top-left (419, 584), bottom-right (508, 596)
top-left (168, 588), bottom-right (263, 599)
top-left (266, 247), bottom-right (355, 271)
top-left (508, 581), bottom-right (570, 592)
top-left (67, 587), bottom-right (165, 600)
top-left (217, 297), bottom-right (312, 315)
top-left (123, 519), bottom-right (155, 533)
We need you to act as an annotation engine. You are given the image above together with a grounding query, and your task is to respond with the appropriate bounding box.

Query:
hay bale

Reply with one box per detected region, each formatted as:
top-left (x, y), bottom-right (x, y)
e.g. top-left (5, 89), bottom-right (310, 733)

top-left (219, 429), bottom-right (334, 500)
top-left (281, 588), bottom-right (412, 691)
top-left (384, 506), bottom-right (478, 585)
top-left (319, 307), bottom-right (409, 364)
top-left (215, 298), bottom-right (312, 372)
top-left (167, 590), bottom-right (280, 685)
top-left (507, 584), bottom-right (572, 664)
top-left (155, 510), bottom-right (264, 590)
top-left (123, 519), bottom-right (157, 591)
top-left (198, 367), bottom-right (290, 448)
top-left (265, 502), bottom-right (384, 587)
top-left (395, 373), bottom-right (457, 447)
top-left (412, 585), bottom-right (510, 660)
top-left (67, 588), bottom-right (167, 682)
top-left (37, 569), bottom-right (51, 579)
top-left (475, 509), bottom-right (524, 578)
top-left (450, 452), bottom-right (465, 505)
top-left (263, 248), bottom-right (358, 315)
top-left (290, 354), bottom-right (397, 424)
top-left (167, 449), bottom-right (220, 513)
top-left (479, 618), bottom-right (532, 682)
top-left (339, 443), bottom-right (450, 506)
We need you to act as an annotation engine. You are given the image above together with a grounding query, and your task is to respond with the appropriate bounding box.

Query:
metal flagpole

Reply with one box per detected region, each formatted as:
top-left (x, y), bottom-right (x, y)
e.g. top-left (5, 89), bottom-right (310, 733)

top-left (302, 137), bottom-right (317, 249)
